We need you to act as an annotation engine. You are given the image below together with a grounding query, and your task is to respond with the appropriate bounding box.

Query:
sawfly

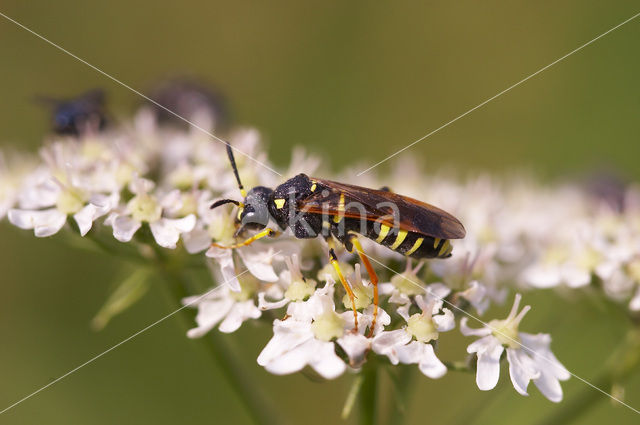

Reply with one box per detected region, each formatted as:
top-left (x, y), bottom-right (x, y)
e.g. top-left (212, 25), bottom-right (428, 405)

top-left (211, 144), bottom-right (466, 334)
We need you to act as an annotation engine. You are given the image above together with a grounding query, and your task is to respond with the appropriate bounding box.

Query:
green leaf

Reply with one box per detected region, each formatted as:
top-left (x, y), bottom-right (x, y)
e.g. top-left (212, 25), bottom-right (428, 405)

top-left (91, 269), bottom-right (152, 330)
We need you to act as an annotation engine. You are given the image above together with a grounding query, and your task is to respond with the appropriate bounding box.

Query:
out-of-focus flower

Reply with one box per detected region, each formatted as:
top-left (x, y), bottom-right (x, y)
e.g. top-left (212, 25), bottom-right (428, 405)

top-left (8, 141), bottom-right (121, 237)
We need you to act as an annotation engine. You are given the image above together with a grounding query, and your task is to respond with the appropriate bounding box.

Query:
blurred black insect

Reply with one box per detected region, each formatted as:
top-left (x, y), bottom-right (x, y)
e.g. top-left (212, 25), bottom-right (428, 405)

top-left (146, 79), bottom-right (228, 130)
top-left (37, 89), bottom-right (107, 136)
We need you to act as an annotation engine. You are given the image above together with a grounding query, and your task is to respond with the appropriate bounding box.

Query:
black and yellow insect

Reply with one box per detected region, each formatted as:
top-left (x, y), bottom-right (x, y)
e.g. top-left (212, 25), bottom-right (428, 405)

top-left (212, 144), bottom-right (466, 334)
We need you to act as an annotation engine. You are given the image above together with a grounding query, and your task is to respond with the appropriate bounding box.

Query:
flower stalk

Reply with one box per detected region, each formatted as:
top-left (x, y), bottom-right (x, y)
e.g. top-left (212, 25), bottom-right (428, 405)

top-left (359, 359), bottom-right (380, 425)
top-left (156, 260), bottom-right (282, 425)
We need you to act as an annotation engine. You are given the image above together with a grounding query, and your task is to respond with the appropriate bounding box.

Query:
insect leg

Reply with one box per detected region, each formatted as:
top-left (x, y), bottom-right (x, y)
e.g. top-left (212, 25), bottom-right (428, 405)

top-left (211, 228), bottom-right (277, 249)
top-left (350, 236), bottom-right (379, 338)
top-left (328, 247), bottom-right (359, 332)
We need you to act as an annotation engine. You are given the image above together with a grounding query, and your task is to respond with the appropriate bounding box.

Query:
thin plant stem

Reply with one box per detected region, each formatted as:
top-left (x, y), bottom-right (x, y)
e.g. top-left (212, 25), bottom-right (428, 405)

top-left (385, 364), bottom-right (416, 425)
top-left (156, 263), bottom-right (283, 425)
top-left (342, 374), bottom-right (364, 420)
top-left (359, 359), bottom-right (379, 425)
top-left (73, 222), bottom-right (282, 425)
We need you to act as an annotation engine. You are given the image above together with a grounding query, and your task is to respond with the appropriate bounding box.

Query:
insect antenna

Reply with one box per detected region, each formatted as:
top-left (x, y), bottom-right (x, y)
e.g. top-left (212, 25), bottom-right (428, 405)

top-left (210, 199), bottom-right (240, 210)
top-left (226, 143), bottom-right (247, 198)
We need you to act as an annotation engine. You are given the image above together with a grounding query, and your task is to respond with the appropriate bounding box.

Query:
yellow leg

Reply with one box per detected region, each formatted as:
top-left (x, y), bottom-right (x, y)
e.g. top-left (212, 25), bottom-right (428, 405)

top-left (351, 237), bottom-right (379, 338)
top-left (211, 228), bottom-right (276, 249)
top-left (329, 248), bottom-right (359, 332)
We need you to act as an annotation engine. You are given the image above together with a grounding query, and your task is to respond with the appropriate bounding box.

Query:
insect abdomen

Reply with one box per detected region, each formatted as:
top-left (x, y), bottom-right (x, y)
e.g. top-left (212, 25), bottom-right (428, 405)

top-left (364, 222), bottom-right (452, 259)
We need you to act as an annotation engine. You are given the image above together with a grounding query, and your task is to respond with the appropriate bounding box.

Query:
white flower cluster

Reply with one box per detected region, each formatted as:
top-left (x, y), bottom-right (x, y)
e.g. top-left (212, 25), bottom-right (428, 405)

top-left (389, 169), bottom-right (640, 313)
top-left (7, 103), bottom-right (639, 404)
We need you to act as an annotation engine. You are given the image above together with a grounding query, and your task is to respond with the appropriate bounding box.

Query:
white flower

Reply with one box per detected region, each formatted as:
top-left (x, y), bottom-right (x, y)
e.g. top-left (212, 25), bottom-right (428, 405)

top-left (458, 280), bottom-right (491, 315)
top-left (183, 276), bottom-right (262, 337)
top-left (205, 242), bottom-right (296, 292)
top-left (258, 279), bottom-right (387, 378)
top-left (258, 254), bottom-right (317, 310)
top-left (603, 259), bottom-right (640, 311)
top-left (8, 175), bottom-right (119, 237)
top-left (341, 264), bottom-right (374, 311)
top-left (461, 294), bottom-right (570, 402)
top-left (107, 178), bottom-right (195, 248)
top-left (257, 281), bottom-right (347, 379)
top-left (380, 261), bottom-right (431, 305)
top-left (373, 294), bottom-right (452, 379)
top-left (0, 152), bottom-right (38, 219)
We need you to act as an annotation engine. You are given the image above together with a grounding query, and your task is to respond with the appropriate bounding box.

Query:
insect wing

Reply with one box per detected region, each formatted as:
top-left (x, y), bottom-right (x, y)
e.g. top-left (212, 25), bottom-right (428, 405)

top-left (299, 178), bottom-right (465, 239)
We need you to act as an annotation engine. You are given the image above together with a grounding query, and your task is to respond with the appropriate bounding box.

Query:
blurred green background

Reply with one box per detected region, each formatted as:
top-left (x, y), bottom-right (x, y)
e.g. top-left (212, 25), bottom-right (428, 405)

top-left (1, 1), bottom-right (640, 424)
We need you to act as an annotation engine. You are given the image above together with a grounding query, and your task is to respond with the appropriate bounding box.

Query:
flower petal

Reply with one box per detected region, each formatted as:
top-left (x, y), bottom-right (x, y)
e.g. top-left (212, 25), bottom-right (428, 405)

top-left (258, 292), bottom-right (289, 311)
top-left (257, 321), bottom-right (315, 375)
top-left (460, 317), bottom-right (492, 337)
top-left (417, 343), bottom-right (447, 379)
top-left (185, 297), bottom-right (234, 338)
top-left (150, 215), bottom-right (196, 249)
top-left (337, 332), bottom-right (370, 365)
top-left (468, 335), bottom-right (504, 391)
top-left (219, 300), bottom-right (261, 333)
top-left (112, 215), bottom-right (141, 242)
top-left (534, 371), bottom-right (564, 402)
top-left (309, 340), bottom-right (347, 379)
top-left (257, 320), bottom-right (312, 367)
top-left (630, 286), bottom-right (640, 311)
top-left (8, 208), bottom-right (66, 237)
top-left (506, 348), bottom-right (539, 396)
top-left (372, 330), bottom-right (412, 365)
top-left (433, 308), bottom-right (455, 332)
top-left (238, 247), bottom-right (279, 282)
top-left (206, 247), bottom-right (241, 292)
top-left (183, 229), bottom-right (212, 254)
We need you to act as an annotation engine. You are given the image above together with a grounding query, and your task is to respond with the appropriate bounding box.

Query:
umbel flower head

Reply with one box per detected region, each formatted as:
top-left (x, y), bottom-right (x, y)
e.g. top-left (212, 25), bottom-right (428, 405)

top-left (9, 87), bottom-right (640, 407)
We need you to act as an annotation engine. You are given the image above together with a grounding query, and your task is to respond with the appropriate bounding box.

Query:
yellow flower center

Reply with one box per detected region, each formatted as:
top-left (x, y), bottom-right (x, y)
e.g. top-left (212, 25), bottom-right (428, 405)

top-left (285, 278), bottom-right (316, 301)
top-left (168, 166), bottom-right (197, 190)
top-left (391, 271), bottom-right (425, 296)
top-left (628, 260), bottom-right (640, 283)
top-left (576, 247), bottom-right (601, 271)
top-left (543, 245), bottom-right (570, 265)
top-left (127, 195), bottom-right (162, 222)
top-left (317, 262), bottom-right (354, 283)
top-left (81, 139), bottom-right (111, 162)
top-left (342, 284), bottom-right (373, 310)
top-left (231, 277), bottom-right (260, 302)
top-left (56, 187), bottom-right (86, 214)
top-left (488, 318), bottom-right (521, 348)
top-left (208, 213), bottom-right (236, 245)
top-left (177, 193), bottom-right (199, 217)
top-left (311, 312), bottom-right (345, 341)
top-left (115, 163), bottom-right (135, 187)
top-left (407, 314), bottom-right (439, 343)
top-left (487, 294), bottom-right (530, 349)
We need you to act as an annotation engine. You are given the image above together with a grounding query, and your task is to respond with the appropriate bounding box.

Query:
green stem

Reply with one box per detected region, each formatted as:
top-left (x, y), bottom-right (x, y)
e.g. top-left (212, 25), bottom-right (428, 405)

top-left (155, 258), bottom-right (282, 425)
top-left (386, 364), bottom-right (415, 425)
top-left (66, 222), bottom-right (279, 423)
top-left (444, 360), bottom-right (473, 373)
top-left (536, 326), bottom-right (640, 425)
top-left (359, 360), bottom-right (379, 425)
top-left (342, 374), bottom-right (364, 420)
